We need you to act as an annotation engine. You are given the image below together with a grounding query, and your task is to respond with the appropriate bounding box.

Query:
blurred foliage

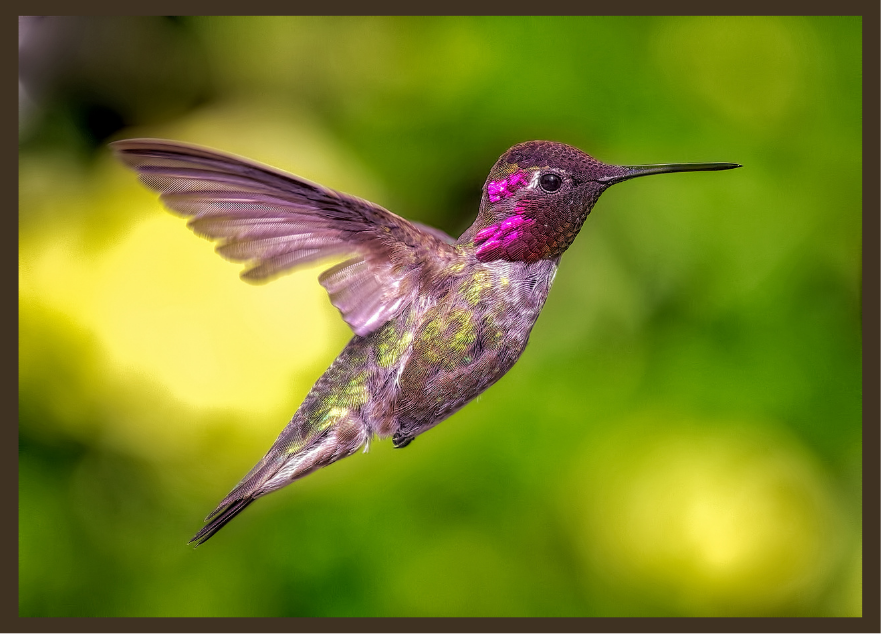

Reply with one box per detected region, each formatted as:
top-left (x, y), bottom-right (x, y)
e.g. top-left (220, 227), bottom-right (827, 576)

top-left (18, 16), bottom-right (862, 617)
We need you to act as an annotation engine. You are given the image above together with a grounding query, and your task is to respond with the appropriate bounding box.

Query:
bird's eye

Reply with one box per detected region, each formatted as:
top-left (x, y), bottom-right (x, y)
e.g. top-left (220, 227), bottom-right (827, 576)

top-left (539, 173), bottom-right (562, 192)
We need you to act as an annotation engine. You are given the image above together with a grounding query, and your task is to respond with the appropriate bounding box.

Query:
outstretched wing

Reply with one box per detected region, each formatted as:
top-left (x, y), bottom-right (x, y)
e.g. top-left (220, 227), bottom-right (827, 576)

top-left (112, 138), bottom-right (455, 337)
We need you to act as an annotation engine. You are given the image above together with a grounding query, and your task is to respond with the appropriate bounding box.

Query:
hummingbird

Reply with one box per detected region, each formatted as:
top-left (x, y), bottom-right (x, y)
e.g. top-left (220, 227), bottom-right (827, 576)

top-left (112, 138), bottom-right (740, 546)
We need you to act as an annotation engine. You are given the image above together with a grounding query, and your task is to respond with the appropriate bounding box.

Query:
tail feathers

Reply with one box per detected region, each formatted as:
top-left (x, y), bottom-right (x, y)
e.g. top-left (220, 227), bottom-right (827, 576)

top-left (188, 418), bottom-right (367, 546)
top-left (188, 497), bottom-right (255, 547)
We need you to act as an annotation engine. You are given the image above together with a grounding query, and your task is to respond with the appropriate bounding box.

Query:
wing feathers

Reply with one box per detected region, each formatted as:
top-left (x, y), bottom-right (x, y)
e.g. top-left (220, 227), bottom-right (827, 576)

top-left (112, 138), bottom-right (454, 336)
top-left (187, 217), bottom-right (315, 241)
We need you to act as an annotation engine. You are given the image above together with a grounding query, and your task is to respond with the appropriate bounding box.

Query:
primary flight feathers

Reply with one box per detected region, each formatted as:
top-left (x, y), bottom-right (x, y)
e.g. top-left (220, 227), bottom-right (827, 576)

top-left (111, 139), bottom-right (454, 337)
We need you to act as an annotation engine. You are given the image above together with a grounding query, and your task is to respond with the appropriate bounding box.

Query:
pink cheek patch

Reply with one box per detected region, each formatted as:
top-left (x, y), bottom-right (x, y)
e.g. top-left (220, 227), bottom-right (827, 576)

top-left (487, 170), bottom-right (531, 202)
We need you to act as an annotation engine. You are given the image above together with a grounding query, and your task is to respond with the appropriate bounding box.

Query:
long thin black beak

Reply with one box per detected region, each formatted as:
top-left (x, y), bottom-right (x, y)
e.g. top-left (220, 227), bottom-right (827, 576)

top-left (598, 162), bottom-right (742, 185)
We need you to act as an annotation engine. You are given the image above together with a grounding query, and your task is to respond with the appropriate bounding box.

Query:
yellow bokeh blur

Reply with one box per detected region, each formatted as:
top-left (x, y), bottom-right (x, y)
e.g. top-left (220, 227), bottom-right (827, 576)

top-left (18, 102), bottom-right (393, 462)
top-left (23, 212), bottom-right (334, 413)
top-left (564, 417), bottom-right (852, 615)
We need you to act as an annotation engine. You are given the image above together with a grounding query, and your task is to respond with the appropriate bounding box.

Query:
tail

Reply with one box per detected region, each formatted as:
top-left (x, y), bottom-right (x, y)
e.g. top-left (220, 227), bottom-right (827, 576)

top-left (188, 458), bottom-right (279, 548)
top-left (188, 410), bottom-right (369, 547)
top-left (189, 497), bottom-right (256, 547)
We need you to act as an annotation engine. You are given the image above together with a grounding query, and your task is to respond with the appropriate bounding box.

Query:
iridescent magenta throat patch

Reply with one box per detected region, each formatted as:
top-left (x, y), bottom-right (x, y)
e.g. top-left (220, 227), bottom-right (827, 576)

top-left (474, 205), bottom-right (536, 261)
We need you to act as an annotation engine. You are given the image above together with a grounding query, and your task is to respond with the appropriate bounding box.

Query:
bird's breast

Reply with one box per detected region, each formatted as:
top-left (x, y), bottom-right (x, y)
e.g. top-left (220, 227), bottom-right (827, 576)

top-left (364, 257), bottom-right (560, 438)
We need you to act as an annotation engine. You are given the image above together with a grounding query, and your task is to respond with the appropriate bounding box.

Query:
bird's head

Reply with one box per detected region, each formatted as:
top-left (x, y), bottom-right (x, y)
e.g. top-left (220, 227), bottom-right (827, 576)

top-left (467, 140), bottom-right (740, 263)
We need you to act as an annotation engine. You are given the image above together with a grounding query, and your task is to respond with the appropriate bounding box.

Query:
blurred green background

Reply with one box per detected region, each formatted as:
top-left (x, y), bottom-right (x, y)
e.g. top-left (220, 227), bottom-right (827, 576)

top-left (18, 17), bottom-right (862, 617)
